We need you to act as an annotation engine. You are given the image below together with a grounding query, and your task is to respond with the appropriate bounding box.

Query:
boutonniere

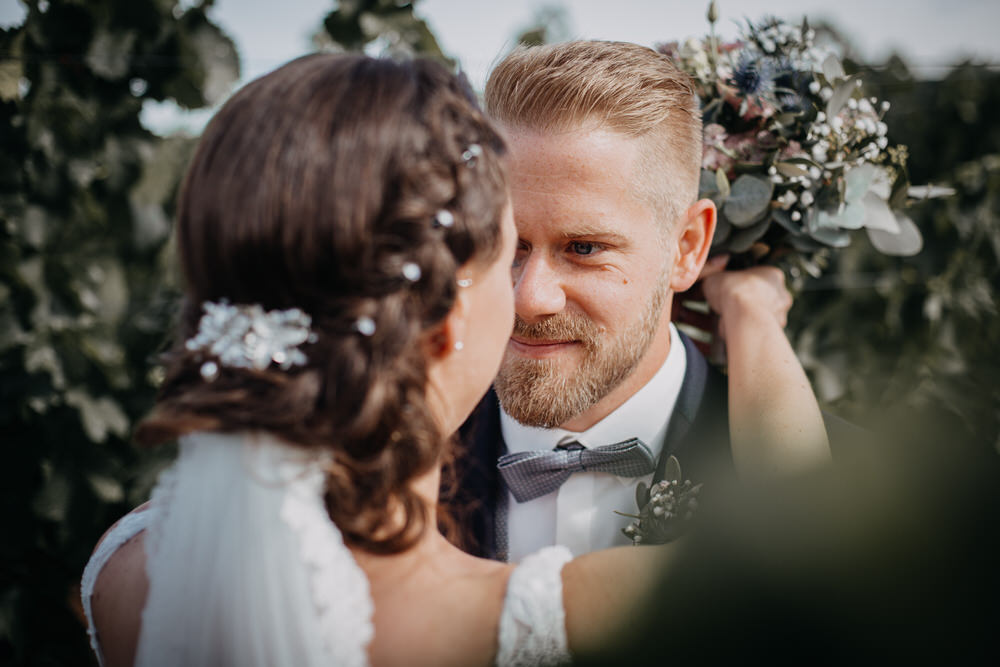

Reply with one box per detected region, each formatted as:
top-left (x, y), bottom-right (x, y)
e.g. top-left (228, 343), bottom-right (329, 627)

top-left (616, 456), bottom-right (702, 545)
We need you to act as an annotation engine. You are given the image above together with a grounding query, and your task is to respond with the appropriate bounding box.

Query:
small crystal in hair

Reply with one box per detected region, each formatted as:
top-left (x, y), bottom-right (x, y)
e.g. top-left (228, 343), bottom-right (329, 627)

top-left (354, 316), bottom-right (376, 337)
top-left (434, 209), bottom-right (454, 228)
top-left (461, 143), bottom-right (483, 165)
top-left (200, 360), bottom-right (219, 381)
top-left (402, 262), bottom-right (422, 282)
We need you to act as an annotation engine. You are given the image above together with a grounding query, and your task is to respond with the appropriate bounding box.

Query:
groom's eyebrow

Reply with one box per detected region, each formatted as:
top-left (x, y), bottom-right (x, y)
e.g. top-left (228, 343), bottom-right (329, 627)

top-left (559, 226), bottom-right (629, 244)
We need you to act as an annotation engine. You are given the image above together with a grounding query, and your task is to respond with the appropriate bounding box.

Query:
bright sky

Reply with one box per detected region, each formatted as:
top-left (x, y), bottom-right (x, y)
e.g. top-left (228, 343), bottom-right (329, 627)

top-left (2, 0), bottom-right (998, 133)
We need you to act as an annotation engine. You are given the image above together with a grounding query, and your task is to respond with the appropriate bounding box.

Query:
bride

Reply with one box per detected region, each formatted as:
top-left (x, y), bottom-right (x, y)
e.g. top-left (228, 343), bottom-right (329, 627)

top-left (81, 53), bottom-right (830, 666)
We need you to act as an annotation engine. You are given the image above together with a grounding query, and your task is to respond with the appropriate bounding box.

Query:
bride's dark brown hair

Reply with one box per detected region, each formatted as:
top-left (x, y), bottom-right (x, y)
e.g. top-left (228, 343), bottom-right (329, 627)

top-left (135, 53), bottom-right (507, 553)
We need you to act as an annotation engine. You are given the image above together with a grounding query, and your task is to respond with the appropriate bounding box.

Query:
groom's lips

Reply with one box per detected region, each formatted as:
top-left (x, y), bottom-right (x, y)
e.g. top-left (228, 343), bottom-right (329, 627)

top-left (508, 335), bottom-right (579, 359)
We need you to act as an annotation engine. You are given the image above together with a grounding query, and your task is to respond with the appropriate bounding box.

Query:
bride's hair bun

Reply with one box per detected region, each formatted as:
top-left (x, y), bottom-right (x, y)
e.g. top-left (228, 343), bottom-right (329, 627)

top-left (135, 53), bottom-right (507, 553)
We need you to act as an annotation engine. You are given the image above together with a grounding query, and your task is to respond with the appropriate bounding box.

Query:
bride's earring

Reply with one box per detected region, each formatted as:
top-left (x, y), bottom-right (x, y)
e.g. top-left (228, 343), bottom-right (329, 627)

top-left (454, 341), bottom-right (464, 351)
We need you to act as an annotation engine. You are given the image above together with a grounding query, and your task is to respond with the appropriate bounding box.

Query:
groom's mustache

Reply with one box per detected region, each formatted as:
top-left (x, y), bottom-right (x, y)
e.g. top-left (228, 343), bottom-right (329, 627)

top-left (511, 312), bottom-right (601, 349)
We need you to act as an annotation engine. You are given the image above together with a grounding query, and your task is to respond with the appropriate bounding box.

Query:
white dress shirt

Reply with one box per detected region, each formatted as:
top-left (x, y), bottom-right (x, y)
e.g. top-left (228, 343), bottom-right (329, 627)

top-left (501, 323), bottom-right (688, 562)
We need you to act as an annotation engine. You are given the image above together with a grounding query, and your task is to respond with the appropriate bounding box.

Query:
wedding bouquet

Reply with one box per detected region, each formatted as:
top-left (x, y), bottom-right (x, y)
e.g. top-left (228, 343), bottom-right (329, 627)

top-left (659, 5), bottom-right (951, 275)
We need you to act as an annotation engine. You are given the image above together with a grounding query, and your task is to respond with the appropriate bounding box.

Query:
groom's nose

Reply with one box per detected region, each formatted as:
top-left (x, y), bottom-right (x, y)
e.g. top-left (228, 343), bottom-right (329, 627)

top-left (513, 252), bottom-right (567, 323)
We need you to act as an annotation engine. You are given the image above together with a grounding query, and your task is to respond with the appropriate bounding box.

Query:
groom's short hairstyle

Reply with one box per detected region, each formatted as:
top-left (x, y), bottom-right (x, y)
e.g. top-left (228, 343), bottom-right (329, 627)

top-left (485, 40), bottom-right (702, 228)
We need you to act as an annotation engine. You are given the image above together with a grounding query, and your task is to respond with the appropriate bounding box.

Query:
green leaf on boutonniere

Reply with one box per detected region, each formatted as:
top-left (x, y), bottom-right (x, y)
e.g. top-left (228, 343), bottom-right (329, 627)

top-left (619, 456), bottom-right (702, 545)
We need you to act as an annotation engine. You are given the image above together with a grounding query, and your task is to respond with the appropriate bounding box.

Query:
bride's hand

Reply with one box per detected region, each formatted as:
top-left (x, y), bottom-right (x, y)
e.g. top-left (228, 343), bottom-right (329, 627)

top-left (697, 255), bottom-right (793, 342)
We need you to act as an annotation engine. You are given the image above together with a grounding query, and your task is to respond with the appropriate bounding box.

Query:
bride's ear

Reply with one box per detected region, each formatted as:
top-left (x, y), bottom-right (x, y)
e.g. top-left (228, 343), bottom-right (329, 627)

top-left (424, 288), bottom-right (468, 360)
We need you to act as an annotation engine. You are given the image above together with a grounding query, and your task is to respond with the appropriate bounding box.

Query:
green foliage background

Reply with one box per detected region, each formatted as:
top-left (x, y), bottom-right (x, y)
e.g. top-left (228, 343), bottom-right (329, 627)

top-left (0, 1), bottom-right (997, 665)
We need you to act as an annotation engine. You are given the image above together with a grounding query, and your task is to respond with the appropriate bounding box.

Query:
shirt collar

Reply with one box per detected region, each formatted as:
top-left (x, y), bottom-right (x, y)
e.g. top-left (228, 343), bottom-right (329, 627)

top-left (500, 322), bottom-right (687, 463)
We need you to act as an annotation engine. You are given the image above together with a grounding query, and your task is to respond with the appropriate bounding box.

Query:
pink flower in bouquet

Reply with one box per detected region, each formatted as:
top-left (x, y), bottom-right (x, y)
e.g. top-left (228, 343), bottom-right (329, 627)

top-left (702, 123), bottom-right (734, 173)
top-left (724, 130), bottom-right (767, 165)
top-left (780, 140), bottom-right (805, 160)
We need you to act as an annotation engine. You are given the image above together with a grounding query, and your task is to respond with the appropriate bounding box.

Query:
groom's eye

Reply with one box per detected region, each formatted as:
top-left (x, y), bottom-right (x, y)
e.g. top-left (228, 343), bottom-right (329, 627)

top-left (569, 241), bottom-right (599, 256)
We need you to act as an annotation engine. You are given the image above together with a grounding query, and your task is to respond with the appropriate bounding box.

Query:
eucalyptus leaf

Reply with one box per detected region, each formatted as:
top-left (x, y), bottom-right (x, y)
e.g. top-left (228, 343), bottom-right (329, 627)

top-left (772, 209), bottom-right (802, 234)
top-left (723, 174), bottom-right (773, 227)
top-left (699, 168), bottom-right (719, 198)
top-left (826, 78), bottom-right (858, 118)
top-left (862, 193), bottom-right (901, 233)
top-left (727, 216), bottom-right (771, 252)
top-left (775, 161), bottom-right (809, 178)
top-left (908, 184), bottom-right (957, 199)
top-left (816, 200), bottom-right (865, 230)
top-left (866, 213), bottom-right (923, 256)
top-left (716, 168), bottom-right (731, 200)
top-left (635, 480), bottom-right (650, 510)
top-left (712, 214), bottom-right (732, 247)
top-left (664, 455), bottom-right (682, 483)
top-left (807, 224), bottom-right (852, 248)
top-left (821, 54), bottom-right (845, 82)
top-left (844, 164), bottom-right (876, 203)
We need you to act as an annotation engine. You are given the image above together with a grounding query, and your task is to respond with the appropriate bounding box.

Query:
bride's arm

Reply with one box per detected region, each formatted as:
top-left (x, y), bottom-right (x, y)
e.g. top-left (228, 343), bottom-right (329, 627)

top-left (700, 259), bottom-right (831, 479)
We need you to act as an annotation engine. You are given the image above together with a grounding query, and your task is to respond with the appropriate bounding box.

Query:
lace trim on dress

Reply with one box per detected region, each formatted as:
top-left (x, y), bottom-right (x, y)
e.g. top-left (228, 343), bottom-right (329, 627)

top-left (80, 509), bottom-right (154, 667)
top-left (496, 545), bottom-right (574, 667)
top-left (279, 453), bottom-right (374, 667)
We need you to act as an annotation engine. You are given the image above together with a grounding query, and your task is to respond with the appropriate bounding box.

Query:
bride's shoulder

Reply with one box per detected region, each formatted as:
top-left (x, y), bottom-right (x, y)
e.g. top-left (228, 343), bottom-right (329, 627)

top-left (84, 504), bottom-right (153, 667)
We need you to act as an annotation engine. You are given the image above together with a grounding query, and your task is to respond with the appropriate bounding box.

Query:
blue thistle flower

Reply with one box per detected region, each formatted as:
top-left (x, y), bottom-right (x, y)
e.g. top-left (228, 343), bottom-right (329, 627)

top-left (730, 51), bottom-right (776, 99)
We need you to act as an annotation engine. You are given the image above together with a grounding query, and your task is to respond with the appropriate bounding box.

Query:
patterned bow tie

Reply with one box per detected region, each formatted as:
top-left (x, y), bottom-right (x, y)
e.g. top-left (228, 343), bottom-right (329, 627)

top-left (497, 438), bottom-right (656, 503)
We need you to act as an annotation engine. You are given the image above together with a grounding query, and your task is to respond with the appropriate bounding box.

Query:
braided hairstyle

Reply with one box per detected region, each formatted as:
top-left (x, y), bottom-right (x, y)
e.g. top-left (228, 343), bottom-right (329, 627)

top-left (135, 54), bottom-right (508, 553)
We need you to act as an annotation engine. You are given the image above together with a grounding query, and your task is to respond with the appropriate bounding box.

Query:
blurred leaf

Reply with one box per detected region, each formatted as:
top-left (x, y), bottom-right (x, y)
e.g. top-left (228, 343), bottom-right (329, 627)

top-left (861, 193), bottom-right (901, 233)
top-left (65, 389), bottom-right (129, 443)
top-left (85, 28), bottom-right (137, 81)
top-left (821, 54), bottom-right (845, 82)
top-left (664, 455), bottom-right (683, 483)
top-left (866, 213), bottom-right (923, 256)
top-left (826, 77), bottom-right (858, 118)
top-left (723, 175), bottom-right (773, 226)
top-left (87, 472), bottom-right (124, 504)
top-left (716, 167), bottom-right (731, 200)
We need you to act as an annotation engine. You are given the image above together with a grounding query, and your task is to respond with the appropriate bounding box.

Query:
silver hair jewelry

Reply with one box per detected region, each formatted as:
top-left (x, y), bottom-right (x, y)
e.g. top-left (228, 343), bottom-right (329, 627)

top-left (434, 209), bottom-right (454, 228)
top-left (354, 316), bottom-right (376, 337)
top-left (461, 143), bottom-right (482, 166)
top-left (401, 262), bottom-right (422, 282)
top-left (185, 301), bottom-right (316, 377)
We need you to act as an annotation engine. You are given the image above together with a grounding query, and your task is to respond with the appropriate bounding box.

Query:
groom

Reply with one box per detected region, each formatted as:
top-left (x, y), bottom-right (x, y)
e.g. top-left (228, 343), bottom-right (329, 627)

top-left (450, 40), bottom-right (853, 561)
top-left (449, 40), bottom-right (738, 561)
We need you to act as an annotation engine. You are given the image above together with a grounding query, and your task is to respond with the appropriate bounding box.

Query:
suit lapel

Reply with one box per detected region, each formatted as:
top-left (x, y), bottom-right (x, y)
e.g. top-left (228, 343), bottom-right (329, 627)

top-left (655, 331), bottom-right (732, 483)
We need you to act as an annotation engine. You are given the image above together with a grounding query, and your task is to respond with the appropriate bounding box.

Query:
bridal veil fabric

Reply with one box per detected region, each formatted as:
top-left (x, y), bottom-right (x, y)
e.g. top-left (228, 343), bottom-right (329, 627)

top-left (134, 432), bottom-right (374, 667)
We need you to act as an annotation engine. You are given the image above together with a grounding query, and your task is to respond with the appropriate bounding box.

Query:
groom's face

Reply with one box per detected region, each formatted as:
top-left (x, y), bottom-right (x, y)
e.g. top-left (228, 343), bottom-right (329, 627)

top-left (494, 125), bottom-right (678, 431)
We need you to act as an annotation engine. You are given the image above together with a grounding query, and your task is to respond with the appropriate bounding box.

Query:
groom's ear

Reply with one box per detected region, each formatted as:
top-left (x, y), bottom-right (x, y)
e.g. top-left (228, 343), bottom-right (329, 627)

top-left (668, 198), bottom-right (717, 293)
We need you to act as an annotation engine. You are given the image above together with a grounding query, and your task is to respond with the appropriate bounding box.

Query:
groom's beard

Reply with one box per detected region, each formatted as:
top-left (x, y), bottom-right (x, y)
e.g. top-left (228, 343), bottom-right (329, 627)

top-left (495, 282), bottom-right (667, 429)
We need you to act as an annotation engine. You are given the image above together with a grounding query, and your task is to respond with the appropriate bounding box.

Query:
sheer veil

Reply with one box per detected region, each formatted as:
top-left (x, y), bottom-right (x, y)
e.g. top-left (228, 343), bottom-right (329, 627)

top-left (135, 431), bottom-right (373, 667)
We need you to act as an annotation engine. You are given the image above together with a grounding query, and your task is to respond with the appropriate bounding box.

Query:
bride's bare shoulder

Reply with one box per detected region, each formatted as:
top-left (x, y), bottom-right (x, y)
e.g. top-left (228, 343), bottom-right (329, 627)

top-left (90, 506), bottom-right (151, 667)
top-left (562, 545), bottom-right (673, 656)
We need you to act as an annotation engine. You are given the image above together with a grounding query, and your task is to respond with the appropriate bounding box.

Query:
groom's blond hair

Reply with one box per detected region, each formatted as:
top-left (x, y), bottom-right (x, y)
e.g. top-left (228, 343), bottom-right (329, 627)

top-left (485, 40), bottom-right (702, 227)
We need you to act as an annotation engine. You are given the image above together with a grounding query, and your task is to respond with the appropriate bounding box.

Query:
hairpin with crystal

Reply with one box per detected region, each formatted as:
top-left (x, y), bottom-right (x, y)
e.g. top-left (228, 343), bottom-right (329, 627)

top-left (185, 301), bottom-right (316, 380)
top-left (434, 209), bottom-right (454, 228)
top-left (401, 262), bottom-right (422, 282)
top-left (461, 143), bottom-right (482, 166)
top-left (353, 316), bottom-right (376, 337)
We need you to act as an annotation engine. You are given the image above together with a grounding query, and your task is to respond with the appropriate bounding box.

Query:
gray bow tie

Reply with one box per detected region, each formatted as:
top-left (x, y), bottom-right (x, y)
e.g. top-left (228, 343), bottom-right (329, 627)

top-left (497, 438), bottom-right (656, 503)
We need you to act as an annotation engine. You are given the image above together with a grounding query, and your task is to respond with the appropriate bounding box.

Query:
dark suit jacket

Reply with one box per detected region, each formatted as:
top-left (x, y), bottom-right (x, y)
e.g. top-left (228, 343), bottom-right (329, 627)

top-left (446, 331), bottom-right (859, 559)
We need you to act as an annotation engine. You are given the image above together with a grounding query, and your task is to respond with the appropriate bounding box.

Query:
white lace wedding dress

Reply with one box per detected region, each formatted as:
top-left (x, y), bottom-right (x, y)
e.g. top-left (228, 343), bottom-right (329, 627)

top-left (81, 432), bottom-right (572, 667)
